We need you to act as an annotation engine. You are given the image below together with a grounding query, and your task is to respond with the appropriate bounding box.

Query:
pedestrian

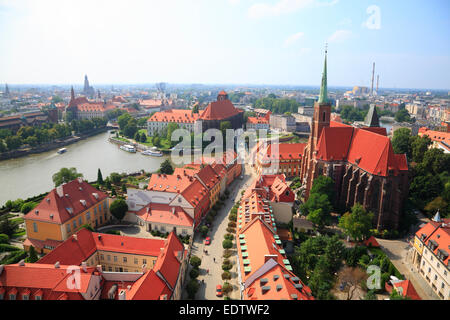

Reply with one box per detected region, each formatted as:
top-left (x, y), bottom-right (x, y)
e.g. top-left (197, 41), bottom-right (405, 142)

top-left (213, 257), bottom-right (215, 263)
top-left (207, 269), bottom-right (209, 274)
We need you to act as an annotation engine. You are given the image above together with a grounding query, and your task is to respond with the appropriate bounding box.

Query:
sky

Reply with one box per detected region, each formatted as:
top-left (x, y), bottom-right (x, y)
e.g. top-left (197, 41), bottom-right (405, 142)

top-left (0, 0), bottom-right (449, 90)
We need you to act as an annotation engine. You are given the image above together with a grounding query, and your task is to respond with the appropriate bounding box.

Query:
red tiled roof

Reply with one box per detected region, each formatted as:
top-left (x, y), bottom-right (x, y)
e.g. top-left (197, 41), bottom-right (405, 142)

top-left (247, 116), bottom-right (269, 124)
top-left (394, 280), bottom-right (421, 300)
top-left (200, 99), bottom-right (241, 121)
top-left (261, 143), bottom-right (306, 161)
top-left (195, 165), bottom-right (220, 189)
top-left (148, 109), bottom-right (198, 123)
top-left (38, 228), bottom-right (165, 265)
top-left (24, 179), bottom-right (108, 224)
top-left (316, 126), bottom-right (408, 177)
top-left (136, 203), bottom-right (194, 228)
top-left (147, 173), bottom-right (193, 193)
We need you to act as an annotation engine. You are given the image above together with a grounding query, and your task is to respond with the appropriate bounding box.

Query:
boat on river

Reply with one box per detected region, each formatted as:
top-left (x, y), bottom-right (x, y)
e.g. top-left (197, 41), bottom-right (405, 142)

top-left (119, 144), bottom-right (137, 153)
top-left (141, 147), bottom-right (163, 157)
top-left (57, 148), bottom-right (67, 154)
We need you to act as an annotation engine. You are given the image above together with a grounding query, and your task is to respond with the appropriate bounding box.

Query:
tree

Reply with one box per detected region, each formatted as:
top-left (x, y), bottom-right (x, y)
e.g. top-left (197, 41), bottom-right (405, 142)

top-left (391, 128), bottom-right (412, 159)
top-left (199, 225), bottom-right (209, 238)
top-left (159, 159), bottom-right (174, 174)
top-left (394, 108), bottom-right (413, 123)
top-left (26, 245), bottom-right (39, 263)
top-left (109, 172), bottom-right (122, 184)
top-left (0, 233), bottom-right (9, 244)
top-left (411, 135), bottom-right (432, 163)
top-left (222, 239), bottom-right (233, 249)
top-left (336, 267), bottom-right (368, 300)
top-left (52, 167), bottom-right (83, 187)
top-left (186, 279), bottom-right (199, 299)
top-left (97, 168), bottom-right (104, 185)
top-left (324, 235), bottom-right (346, 274)
top-left (363, 290), bottom-right (378, 300)
top-left (190, 255), bottom-right (202, 269)
top-left (5, 135), bottom-right (22, 150)
top-left (389, 290), bottom-right (411, 300)
top-left (20, 202), bottom-right (37, 214)
top-left (121, 184), bottom-right (127, 193)
top-left (117, 113), bottom-right (132, 130)
top-left (310, 176), bottom-right (336, 204)
top-left (81, 224), bottom-right (94, 232)
top-left (109, 199), bottom-right (128, 221)
top-left (140, 132), bottom-right (147, 143)
top-left (152, 136), bottom-right (161, 148)
top-left (134, 131), bottom-right (141, 142)
top-left (167, 123), bottom-right (180, 147)
top-left (189, 268), bottom-right (199, 279)
top-left (339, 204), bottom-right (374, 241)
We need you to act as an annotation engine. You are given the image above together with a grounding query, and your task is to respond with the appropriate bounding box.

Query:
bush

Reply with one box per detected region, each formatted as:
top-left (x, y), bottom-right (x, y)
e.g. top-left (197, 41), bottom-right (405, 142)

top-left (190, 255), bottom-right (202, 269)
top-left (228, 221), bottom-right (236, 228)
top-left (205, 215), bottom-right (214, 224)
top-left (199, 225), bottom-right (209, 238)
top-left (223, 249), bottom-right (232, 259)
top-left (0, 233), bottom-right (9, 244)
top-left (186, 279), bottom-right (199, 299)
top-left (222, 282), bottom-right (233, 295)
top-left (224, 234), bottom-right (234, 241)
top-left (222, 263), bottom-right (232, 271)
top-left (189, 268), bottom-right (199, 279)
top-left (226, 227), bottom-right (235, 234)
top-left (0, 243), bottom-right (20, 252)
top-left (0, 250), bottom-right (27, 265)
top-left (222, 271), bottom-right (231, 280)
top-left (20, 202), bottom-right (37, 214)
top-left (222, 239), bottom-right (233, 249)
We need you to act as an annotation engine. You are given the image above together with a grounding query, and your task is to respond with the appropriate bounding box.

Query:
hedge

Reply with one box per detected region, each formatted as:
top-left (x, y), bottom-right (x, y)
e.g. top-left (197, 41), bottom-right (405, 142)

top-left (0, 243), bottom-right (20, 253)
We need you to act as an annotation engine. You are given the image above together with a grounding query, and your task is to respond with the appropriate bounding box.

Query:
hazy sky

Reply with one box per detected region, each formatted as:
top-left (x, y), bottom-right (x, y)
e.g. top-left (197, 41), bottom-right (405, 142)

top-left (1, 0), bottom-right (449, 89)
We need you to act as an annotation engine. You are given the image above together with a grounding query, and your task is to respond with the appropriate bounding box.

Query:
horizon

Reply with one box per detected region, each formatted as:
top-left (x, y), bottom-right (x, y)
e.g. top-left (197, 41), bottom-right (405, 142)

top-left (1, 0), bottom-right (449, 90)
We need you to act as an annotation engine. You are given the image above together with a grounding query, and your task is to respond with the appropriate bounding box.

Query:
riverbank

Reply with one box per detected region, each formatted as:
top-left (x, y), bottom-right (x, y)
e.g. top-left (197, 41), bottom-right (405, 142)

top-left (0, 127), bottom-right (109, 161)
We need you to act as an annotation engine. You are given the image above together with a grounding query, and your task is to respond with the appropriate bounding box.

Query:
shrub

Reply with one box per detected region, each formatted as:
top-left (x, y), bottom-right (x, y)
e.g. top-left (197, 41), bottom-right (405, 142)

top-left (228, 221), bottom-right (236, 228)
top-left (222, 263), bottom-right (232, 271)
top-left (224, 234), bottom-right (234, 241)
top-left (0, 250), bottom-right (27, 265)
top-left (20, 202), bottom-right (37, 214)
top-left (223, 249), bottom-right (232, 259)
top-left (189, 268), bottom-right (199, 279)
top-left (186, 279), bottom-right (199, 299)
top-left (190, 255), bottom-right (202, 269)
top-left (222, 271), bottom-right (231, 280)
top-left (199, 225), bottom-right (209, 238)
top-left (222, 282), bottom-right (233, 295)
top-left (223, 258), bottom-right (231, 265)
top-left (206, 215), bottom-right (214, 224)
top-left (0, 243), bottom-right (20, 252)
top-left (226, 227), bottom-right (235, 234)
top-left (0, 233), bottom-right (9, 244)
top-left (222, 239), bottom-right (233, 249)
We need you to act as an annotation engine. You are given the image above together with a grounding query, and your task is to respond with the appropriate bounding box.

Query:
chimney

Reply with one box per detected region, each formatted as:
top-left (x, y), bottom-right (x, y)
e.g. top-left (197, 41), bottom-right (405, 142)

top-left (56, 185), bottom-right (64, 198)
top-left (98, 234), bottom-right (102, 240)
top-left (54, 261), bottom-right (60, 268)
top-left (77, 177), bottom-right (83, 184)
top-left (18, 260), bottom-right (25, 266)
top-left (81, 261), bottom-right (87, 273)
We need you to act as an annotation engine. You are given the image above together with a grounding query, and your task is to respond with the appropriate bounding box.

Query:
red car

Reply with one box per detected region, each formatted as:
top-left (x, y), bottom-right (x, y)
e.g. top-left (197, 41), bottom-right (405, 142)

top-left (216, 285), bottom-right (223, 297)
top-left (205, 237), bottom-right (211, 245)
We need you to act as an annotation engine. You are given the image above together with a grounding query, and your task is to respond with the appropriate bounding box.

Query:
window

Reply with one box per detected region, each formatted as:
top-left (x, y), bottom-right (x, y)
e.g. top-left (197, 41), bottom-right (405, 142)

top-left (33, 222), bottom-right (38, 233)
top-left (94, 208), bottom-right (97, 215)
top-left (123, 257), bottom-right (127, 263)
top-left (108, 267), bottom-right (112, 271)
top-left (35, 295), bottom-right (42, 300)
top-left (442, 283), bottom-right (445, 289)
top-left (73, 220), bottom-right (77, 229)
top-left (134, 258), bottom-right (138, 264)
top-left (100, 216), bottom-right (103, 224)
top-left (86, 212), bottom-right (91, 221)
top-left (22, 294), bottom-right (29, 300)
top-left (114, 256), bottom-right (117, 262)
top-left (434, 275), bottom-right (438, 281)
top-left (9, 294), bottom-right (16, 300)
top-left (143, 259), bottom-right (147, 265)
top-left (66, 224), bottom-right (71, 233)
top-left (107, 255), bottom-right (111, 261)
top-left (100, 254), bottom-right (104, 261)
top-left (78, 217), bottom-right (82, 225)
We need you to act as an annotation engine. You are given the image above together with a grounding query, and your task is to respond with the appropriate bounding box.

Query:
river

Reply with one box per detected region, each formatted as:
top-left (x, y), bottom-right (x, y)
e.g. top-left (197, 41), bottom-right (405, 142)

top-left (0, 131), bottom-right (168, 206)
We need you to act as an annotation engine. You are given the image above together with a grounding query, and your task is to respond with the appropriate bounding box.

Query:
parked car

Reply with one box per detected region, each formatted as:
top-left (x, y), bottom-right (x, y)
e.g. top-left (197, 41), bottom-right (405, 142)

top-left (205, 237), bottom-right (211, 245)
top-left (216, 285), bottom-right (223, 297)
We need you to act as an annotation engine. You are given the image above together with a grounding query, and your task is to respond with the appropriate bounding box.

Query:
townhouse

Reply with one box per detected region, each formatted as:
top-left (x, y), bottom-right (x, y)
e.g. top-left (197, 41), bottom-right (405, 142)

top-left (23, 178), bottom-right (110, 254)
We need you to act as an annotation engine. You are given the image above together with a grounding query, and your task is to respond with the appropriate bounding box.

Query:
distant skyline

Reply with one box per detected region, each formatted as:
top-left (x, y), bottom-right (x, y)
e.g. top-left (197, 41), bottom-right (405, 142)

top-left (1, 0), bottom-right (449, 90)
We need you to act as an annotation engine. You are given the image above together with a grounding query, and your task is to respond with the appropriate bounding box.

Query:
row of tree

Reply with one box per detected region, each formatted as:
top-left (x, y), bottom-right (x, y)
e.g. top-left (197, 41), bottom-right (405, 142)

top-left (253, 95), bottom-right (300, 115)
top-left (0, 118), bottom-right (107, 153)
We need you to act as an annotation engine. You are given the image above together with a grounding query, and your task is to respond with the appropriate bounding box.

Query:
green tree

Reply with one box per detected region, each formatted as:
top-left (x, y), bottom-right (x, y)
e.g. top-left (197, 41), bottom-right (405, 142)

top-left (391, 128), bottom-right (412, 159)
top-left (140, 132), bottom-right (147, 143)
top-left (190, 255), bottom-right (202, 269)
top-left (199, 225), bottom-right (209, 238)
top-left (97, 168), bottom-right (104, 185)
top-left (134, 131), bottom-right (141, 142)
top-left (117, 113), bottom-right (132, 130)
top-left (159, 159), bottom-right (174, 174)
top-left (20, 202), bottom-right (37, 214)
top-left (5, 135), bottom-right (22, 150)
top-left (394, 109), bottom-right (413, 123)
top-left (411, 135), bottom-right (432, 163)
top-left (109, 198), bottom-right (128, 221)
top-left (109, 172), bottom-right (122, 184)
top-left (52, 167), bottom-right (83, 186)
top-left (310, 176), bottom-right (336, 204)
top-left (222, 239), bottom-right (233, 249)
top-left (121, 184), bottom-right (127, 193)
top-left (338, 204), bottom-right (374, 241)
top-left (26, 245), bottom-right (39, 263)
top-left (186, 279), bottom-right (199, 299)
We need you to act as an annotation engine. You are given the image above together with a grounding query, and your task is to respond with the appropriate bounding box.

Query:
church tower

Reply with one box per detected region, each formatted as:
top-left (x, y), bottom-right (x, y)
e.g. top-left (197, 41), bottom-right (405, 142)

top-left (309, 49), bottom-right (331, 158)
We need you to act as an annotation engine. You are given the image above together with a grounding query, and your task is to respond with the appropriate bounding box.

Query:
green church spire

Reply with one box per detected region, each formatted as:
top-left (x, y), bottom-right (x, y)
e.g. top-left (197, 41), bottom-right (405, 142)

top-left (318, 47), bottom-right (328, 104)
